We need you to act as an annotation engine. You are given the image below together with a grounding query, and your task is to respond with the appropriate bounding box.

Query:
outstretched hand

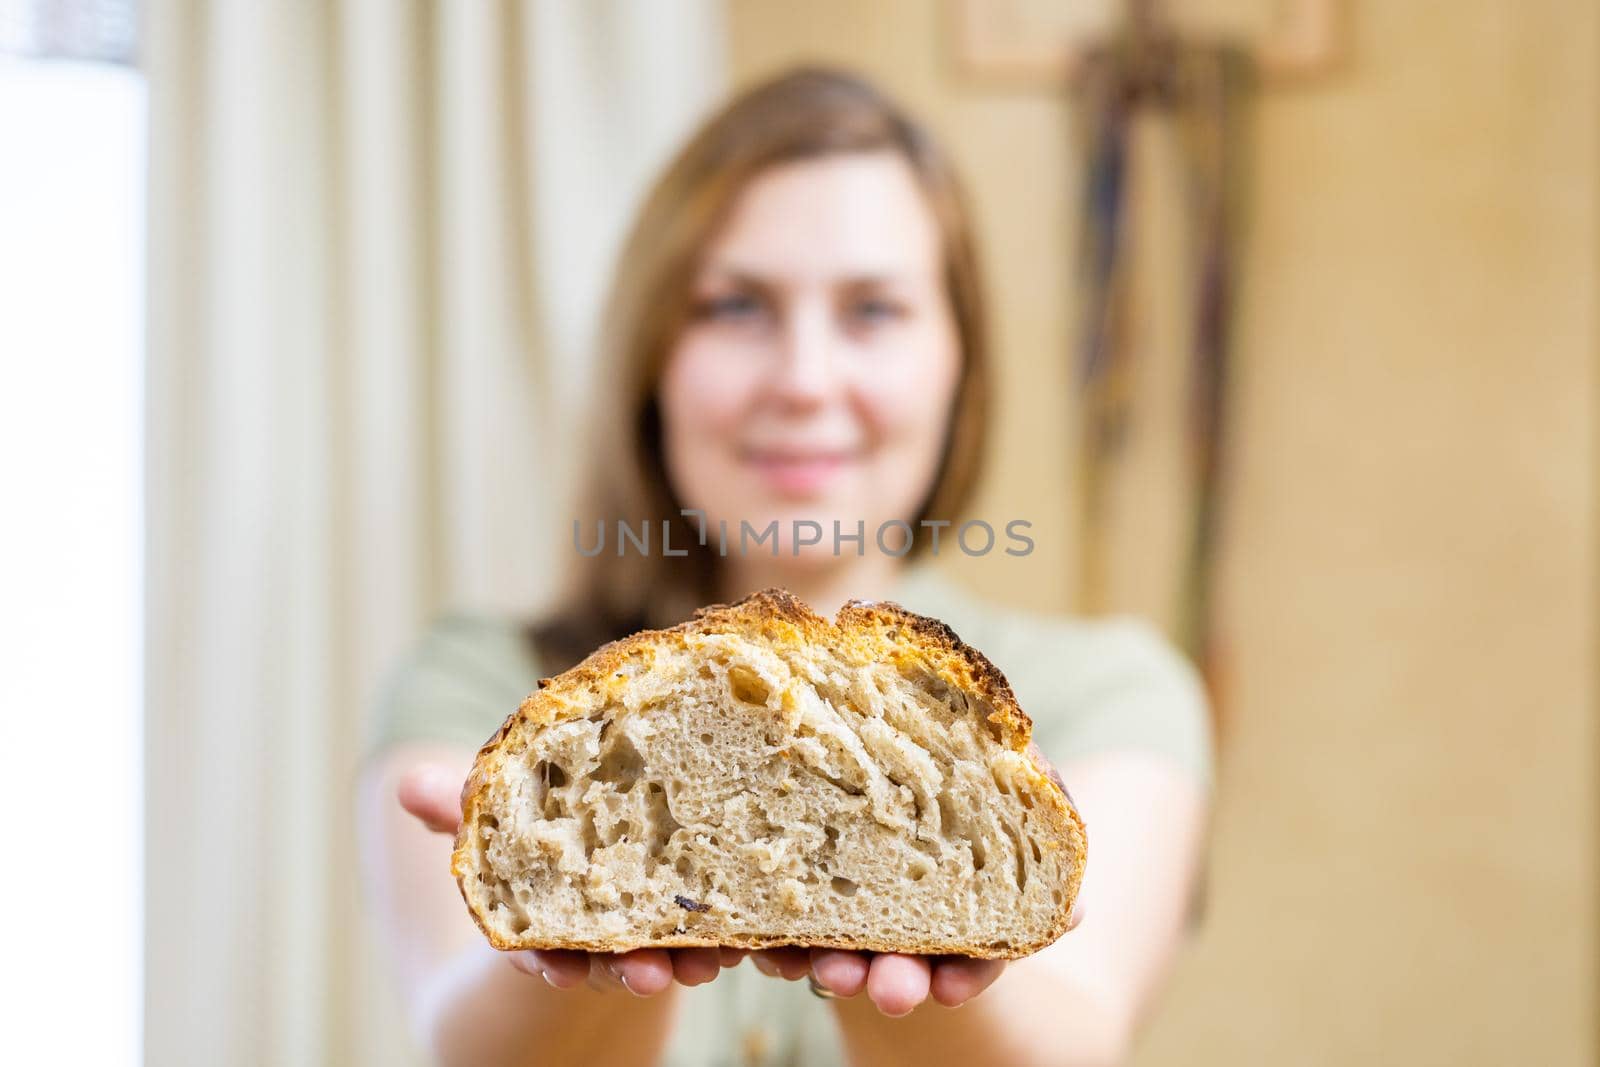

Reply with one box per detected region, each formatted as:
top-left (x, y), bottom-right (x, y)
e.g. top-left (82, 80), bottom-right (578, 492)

top-left (398, 762), bottom-right (1078, 1015)
top-left (749, 946), bottom-right (1006, 1016)
top-left (399, 763), bottom-right (749, 993)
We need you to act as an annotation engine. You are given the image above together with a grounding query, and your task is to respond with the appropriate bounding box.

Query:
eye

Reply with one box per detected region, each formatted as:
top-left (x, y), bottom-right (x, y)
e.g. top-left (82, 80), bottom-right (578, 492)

top-left (695, 291), bottom-right (766, 323)
top-left (845, 296), bottom-right (906, 328)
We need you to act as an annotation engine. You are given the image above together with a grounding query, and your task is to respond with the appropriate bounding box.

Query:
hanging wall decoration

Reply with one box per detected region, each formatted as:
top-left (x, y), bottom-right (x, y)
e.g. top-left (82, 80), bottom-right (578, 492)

top-left (1072, 3), bottom-right (1254, 713)
top-left (953, 0), bottom-right (1341, 726)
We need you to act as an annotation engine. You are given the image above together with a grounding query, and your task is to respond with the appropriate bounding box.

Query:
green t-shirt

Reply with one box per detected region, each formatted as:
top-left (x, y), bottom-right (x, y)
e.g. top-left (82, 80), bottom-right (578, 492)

top-left (368, 564), bottom-right (1213, 1067)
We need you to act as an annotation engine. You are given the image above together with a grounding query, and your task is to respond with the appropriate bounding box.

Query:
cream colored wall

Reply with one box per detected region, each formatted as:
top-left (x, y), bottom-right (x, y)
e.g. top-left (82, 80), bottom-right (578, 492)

top-left (726, 2), bottom-right (1596, 1064)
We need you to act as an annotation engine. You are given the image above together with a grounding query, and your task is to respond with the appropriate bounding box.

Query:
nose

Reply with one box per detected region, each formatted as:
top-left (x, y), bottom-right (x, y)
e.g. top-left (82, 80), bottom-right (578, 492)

top-left (768, 302), bottom-right (836, 409)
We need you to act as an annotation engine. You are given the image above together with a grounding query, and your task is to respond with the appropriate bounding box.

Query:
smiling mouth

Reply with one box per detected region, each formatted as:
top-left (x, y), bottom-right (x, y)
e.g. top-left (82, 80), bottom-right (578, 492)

top-left (741, 449), bottom-right (860, 496)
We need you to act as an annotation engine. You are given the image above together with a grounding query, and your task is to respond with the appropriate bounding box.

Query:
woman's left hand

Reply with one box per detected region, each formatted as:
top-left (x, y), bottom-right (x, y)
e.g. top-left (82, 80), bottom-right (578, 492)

top-left (748, 898), bottom-right (1084, 1017)
top-left (746, 948), bottom-right (1004, 1017)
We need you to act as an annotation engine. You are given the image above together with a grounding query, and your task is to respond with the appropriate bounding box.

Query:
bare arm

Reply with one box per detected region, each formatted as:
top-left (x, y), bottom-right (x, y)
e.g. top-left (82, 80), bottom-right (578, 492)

top-left (356, 742), bottom-right (746, 1067)
top-left (765, 751), bottom-right (1209, 1067)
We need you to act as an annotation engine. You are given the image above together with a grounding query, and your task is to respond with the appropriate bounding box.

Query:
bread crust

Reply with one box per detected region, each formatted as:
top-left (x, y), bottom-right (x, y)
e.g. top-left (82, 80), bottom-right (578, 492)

top-left (451, 588), bottom-right (1087, 959)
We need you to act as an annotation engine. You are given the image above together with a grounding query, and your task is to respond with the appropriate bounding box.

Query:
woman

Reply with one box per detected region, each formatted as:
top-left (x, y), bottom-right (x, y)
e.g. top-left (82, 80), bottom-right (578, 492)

top-left (359, 67), bottom-right (1212, 1067)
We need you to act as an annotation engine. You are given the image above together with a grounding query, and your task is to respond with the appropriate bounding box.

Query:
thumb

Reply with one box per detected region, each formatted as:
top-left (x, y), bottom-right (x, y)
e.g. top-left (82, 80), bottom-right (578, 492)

top-left (397, 764), bottom-right (467, 834)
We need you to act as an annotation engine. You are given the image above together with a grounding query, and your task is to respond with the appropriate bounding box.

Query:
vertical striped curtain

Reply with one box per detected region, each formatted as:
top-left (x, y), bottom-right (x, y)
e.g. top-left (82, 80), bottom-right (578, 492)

top-left (143, 2), bottom-right (725, 1062)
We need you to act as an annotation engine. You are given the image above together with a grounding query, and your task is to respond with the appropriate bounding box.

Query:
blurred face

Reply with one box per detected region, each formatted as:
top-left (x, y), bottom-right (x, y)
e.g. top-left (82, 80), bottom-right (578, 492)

top-left (658, 151), bottom-right (962, 563)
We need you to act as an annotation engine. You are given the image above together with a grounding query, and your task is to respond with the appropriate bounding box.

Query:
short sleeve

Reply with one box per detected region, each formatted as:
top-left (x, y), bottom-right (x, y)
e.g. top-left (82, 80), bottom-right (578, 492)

top-left (1031, 617), bottom-right (1214, 789)
top-left (363, 614), bottom-right (544, 760)
top-left (970, 611), bottom-right (1215, 791)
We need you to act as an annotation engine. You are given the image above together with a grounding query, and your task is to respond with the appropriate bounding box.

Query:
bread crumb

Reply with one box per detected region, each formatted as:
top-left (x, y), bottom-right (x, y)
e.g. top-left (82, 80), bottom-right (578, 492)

top-left (778, 878), bottom-right (810, 914)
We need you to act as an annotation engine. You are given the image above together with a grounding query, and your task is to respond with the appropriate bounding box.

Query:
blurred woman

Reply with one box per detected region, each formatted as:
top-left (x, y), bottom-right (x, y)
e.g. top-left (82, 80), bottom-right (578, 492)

top-left (359, 67), bottom-right (1211, 1067)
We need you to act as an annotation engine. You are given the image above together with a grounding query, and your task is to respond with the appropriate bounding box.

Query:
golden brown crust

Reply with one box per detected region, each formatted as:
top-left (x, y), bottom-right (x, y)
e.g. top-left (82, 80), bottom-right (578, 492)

top-left (451, 587), bottom-right (1087, 959)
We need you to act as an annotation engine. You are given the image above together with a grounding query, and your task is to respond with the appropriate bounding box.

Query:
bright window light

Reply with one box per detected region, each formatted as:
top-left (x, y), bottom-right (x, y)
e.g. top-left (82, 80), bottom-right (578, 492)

top-left (0, 55), bottom-right (144, 1067)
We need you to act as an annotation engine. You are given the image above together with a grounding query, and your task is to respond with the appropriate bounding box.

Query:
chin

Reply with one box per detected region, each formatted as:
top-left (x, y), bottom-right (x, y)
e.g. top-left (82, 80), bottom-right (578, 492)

top-left (783, 542), bottom-right (851, 570)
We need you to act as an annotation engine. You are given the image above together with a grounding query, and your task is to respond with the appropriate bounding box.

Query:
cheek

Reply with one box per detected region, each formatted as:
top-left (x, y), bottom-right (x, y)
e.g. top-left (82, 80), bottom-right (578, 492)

top-left (659, 338), bottom-right (762, 490)
top-left (660, 339), bottom-right (756, 438)
top-left (855, 333), bottom-right (962, 454)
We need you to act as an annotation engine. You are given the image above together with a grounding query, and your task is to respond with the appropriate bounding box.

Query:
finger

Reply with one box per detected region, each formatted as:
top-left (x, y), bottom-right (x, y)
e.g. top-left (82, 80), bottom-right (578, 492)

top-left (809, 949), bottom-right (870, 997)
top-left (866, 953), bottom-right (931, 1017)
top-left (508, 951), bottom-right (545, 980)
top-left (751, 947), bottom-right (811, 980)
top-left (609, 949), bottom-right (676, 996)
top-left (1068, 902), bottom-right (1085, 932)
top-left (396, 765), bottom-right (464, 834)
top-left (718, 947), bottom-right (750, 968)
top-left (929, 957), bottom-right (1006, 1007)
top-left (529, 949), bottom-right (590, 989)
top-left (670, 947), bottom-right (724, 987)
top-left (587, 954), bottom-right (627, 994)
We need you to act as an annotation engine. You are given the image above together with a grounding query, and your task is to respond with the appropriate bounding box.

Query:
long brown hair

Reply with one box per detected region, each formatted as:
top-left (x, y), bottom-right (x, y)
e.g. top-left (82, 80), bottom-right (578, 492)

top-left (532, 66), bottom-right (993, 673)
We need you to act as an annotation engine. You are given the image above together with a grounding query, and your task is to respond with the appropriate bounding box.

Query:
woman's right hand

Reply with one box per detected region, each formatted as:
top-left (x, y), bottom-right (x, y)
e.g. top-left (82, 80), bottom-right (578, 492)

top-left (509, 944), bottom-right (750, 996)
top-left (396, 762), bottom-right (751, 997)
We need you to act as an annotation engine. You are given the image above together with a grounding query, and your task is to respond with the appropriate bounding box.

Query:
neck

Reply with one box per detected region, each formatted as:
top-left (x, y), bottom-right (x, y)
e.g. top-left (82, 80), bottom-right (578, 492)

top-left (716, 553), bottom-right (904, 619)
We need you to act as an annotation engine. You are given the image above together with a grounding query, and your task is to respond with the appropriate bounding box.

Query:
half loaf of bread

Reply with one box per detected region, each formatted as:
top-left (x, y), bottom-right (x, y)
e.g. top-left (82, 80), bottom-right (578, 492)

top-left (452, 588), bottom-right (1086, 959)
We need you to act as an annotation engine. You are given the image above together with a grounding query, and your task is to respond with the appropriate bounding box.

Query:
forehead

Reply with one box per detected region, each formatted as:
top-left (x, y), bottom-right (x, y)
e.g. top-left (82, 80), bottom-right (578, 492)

top-left (700, 151), bottom-right (943, 281)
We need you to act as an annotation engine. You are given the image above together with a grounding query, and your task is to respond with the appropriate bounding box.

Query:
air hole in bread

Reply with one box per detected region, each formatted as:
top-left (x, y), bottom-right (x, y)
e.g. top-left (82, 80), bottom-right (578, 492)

top-left (815, 768), bottom-right (865, 798)
top-left (535, 762), bottom-right (571, 820)
top-left (971, 838), bottom-right (988, 872)
top-left (830, 876), bottom-right (858, 896)
top-left (534, 760), bottom-right (567, 789)
top-left (936, 792), bottom-right (962, 839)
top-left (1001, 820), bottom-right (1028, 891)
top-left (727, 665), bottom-right (770, 706)
top-left (579, 809), bottom-right (600, 856)
top-left (593, 731), bottom-right (644, 793)
top-left (642, 781), bottom-right (682, 857)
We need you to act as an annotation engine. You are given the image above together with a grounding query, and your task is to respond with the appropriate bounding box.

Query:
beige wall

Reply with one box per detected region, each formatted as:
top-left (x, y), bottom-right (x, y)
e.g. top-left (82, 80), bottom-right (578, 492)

top-left (726, 2), bottom-right (1596, 1064)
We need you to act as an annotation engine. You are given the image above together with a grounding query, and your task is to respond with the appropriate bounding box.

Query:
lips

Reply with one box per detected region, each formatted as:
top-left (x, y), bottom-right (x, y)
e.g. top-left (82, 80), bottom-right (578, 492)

top-left (741, 447), bottom-right (859, 497)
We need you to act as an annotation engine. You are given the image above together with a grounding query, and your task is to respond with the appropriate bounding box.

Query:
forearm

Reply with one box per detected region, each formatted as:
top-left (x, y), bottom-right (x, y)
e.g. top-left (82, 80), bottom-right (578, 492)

top-left (423, 945), bottom-right (681, 1067)
top-left (830, 957), bottom-right (1130, 1067)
